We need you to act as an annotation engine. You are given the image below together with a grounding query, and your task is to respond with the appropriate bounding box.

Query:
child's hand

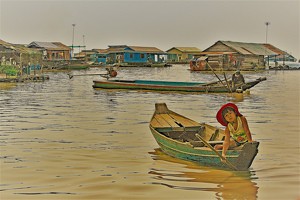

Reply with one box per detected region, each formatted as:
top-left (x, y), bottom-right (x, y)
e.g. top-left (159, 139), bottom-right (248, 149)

top-left (221, 154), bottom-right (226, 163)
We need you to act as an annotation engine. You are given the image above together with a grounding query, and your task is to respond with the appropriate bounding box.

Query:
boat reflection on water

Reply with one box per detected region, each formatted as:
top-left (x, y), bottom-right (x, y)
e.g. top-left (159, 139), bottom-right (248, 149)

top-left (227, 92), bottom-right (248, 102)
top-left (149, 148), bottom-right (258, 200)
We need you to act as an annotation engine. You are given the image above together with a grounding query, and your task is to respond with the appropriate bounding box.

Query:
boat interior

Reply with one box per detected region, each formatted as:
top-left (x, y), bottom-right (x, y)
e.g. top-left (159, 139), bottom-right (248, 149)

top-left (108, 79), bottom-right (204, 86)
top-left (150, 103), bottom-right (225, 148)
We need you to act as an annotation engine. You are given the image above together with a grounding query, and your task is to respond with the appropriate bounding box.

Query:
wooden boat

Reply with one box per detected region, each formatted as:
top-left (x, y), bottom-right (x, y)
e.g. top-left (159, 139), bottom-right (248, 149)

top-left (68, 64), bottom-right (89, 70)
top-left (93, 77), bottom-right (266, 93)
top-left (149, 103), bottom-right (259, 170)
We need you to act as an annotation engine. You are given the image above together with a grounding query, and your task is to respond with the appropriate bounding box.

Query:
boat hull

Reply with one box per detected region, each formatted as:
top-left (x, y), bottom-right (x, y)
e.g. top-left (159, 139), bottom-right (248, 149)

top-left (150, 126), bottom-right (259, 170)
top-left (93, 78), bottom-right (265, 93)
top-left (69, 64), bottom-right (89, 70)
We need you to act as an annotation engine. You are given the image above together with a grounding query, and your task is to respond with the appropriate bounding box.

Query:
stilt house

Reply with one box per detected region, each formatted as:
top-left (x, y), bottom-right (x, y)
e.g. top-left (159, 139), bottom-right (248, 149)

top-left (27, 41), bottom-right (71, 60)
top-left (195, 41), bottom-right (287, 70)
top-left (166, 47), bottom-right (202, 62)
top-left (106, 45), bottom-right (167, 64)
top-left (0, 39), bottom-right (42, 67)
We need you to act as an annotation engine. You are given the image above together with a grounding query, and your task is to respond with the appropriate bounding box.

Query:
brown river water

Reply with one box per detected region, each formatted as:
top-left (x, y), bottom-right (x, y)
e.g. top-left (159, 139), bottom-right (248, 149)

top-left (0, 65), bottom-right (299, 200)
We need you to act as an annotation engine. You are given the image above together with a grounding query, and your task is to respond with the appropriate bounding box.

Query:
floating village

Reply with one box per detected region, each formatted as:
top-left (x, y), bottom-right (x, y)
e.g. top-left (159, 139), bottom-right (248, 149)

top-left (0, 38), bottom-right (297, 171)
top-left (0, 38), bottom-right (299, 86)
top-left (0, 39), bottom-right (299, 199)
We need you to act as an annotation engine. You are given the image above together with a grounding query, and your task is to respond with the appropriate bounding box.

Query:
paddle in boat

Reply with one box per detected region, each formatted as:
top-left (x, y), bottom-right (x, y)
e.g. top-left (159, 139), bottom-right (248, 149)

top-left (149, 103), bottom-right (259, 171)
top-left (93, 77), bottom-right (266, 93)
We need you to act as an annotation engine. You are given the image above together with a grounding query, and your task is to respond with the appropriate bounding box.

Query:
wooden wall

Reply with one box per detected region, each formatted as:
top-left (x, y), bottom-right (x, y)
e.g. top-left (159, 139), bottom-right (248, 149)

top-left (167, 49), bottom-right (184, 61)
top-left (46, 50), bottom-right (70, 60)
top-left (204, 42), bottom-right (266, 70)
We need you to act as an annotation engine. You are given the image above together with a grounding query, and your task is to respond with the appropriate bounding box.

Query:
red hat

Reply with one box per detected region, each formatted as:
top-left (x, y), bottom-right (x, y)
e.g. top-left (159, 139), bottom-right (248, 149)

top-left (216, 103), bottom-right (241, 126)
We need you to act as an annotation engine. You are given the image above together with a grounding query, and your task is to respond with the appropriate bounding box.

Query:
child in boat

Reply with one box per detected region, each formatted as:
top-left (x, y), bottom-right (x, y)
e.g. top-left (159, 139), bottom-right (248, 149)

top-left (215, 103), bottom-right (255, 162)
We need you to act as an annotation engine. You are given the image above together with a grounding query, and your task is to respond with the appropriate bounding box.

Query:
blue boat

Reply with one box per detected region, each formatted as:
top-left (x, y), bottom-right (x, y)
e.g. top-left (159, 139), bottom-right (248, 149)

top-left (93, 77), bottom-right (266, 93)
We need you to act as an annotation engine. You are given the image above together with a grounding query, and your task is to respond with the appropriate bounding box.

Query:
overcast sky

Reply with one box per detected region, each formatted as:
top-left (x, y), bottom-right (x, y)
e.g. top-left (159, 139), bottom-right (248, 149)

top-left (0, 0), bottom-right (299, 59)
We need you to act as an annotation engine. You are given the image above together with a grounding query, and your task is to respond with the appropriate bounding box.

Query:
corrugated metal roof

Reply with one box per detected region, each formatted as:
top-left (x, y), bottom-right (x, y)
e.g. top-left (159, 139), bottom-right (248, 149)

top-left (128, 46), bottom-right (166, 54)
top-left (108, 45), bottom-right (127, 48)
top-left (52, 42), bottom-right (71, 50)
top-left (194, 52), bottom-right (237, 56)
top-left (28, 41), bottom-right (71, 50)
top-left (167, 47), bottom-right (202, 52)
top-left (31, 41), bottom-right (59, 49)
top-left (0, 39), bottom-right (38, 53)
top-left (107, 45), bottom-right (166, 54)
top-left (262, 44), bottom-right (286, 54)
top-left (93, 49), bottom-right (109, 54)
top-left (220, 41), bottom-right (284, 56)
top-left (107, 47), bottom-right (127, 52)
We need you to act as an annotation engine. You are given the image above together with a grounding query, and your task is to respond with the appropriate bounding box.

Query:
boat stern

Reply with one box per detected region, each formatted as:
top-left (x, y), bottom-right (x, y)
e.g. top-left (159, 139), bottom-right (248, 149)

top-left (232, 142), bottom-right (260, 170)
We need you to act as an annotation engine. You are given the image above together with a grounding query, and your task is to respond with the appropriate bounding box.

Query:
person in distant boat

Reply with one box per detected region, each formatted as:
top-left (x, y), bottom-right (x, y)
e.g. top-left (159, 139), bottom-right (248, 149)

top-left (232, 70), bottom-right (245, 88)
top-left (215, 103), bottom-right (255, 162)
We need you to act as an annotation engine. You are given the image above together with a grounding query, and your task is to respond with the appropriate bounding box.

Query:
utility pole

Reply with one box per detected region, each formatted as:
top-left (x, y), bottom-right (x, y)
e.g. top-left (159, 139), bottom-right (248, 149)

top-left (83, 35), bottom-right (86, 50)
top-left (83, 35), bottom-right (86, 63)
top-left (72, 24), bottom-right (76, 60)
top-left (265, 22), bottom-right (270, 44)
top-left (265, 22), bottom-right (271, 69)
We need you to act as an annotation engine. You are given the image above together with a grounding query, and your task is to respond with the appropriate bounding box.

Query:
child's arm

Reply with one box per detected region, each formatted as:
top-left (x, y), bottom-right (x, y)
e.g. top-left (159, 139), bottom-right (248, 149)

top-left (221, 127), bottom-right (231, 162)
top-left (241, 116), bottom-right (255, 142)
